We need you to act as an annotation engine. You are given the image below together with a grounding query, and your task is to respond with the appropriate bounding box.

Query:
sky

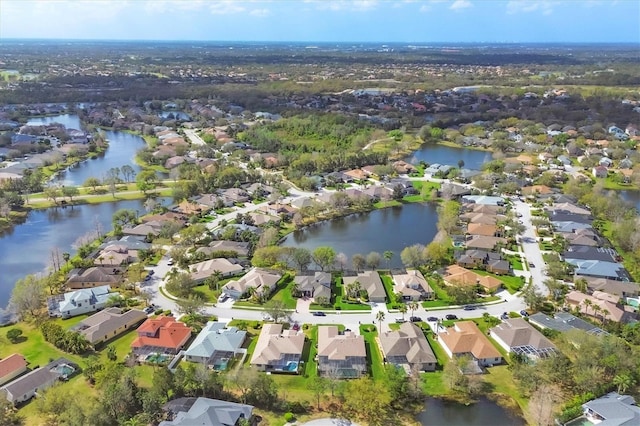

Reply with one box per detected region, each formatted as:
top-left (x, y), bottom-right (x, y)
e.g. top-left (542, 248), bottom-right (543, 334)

top-left (1, 0), bottom-right (639, 43)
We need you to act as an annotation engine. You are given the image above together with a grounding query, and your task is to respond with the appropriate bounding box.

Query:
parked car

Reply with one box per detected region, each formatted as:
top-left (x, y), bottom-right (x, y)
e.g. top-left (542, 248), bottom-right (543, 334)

top-left (501, 312), bottom-right (509, 320)
top-left (445, 314), bottom-right (458, 320)
top-left (463, 305), bottom-right (476, 311)
top-left (427, 316), bottom-right (438, 322)
top-left (410, 316), bottom-right (422, 323)
top-left (167, 258), bottom-right (174, 266)
top-left (218, 294), bottom-right (229, 303)
top-left (312, 311), bottom-right (326, 317)
top-left (143, 306), bottom-right (155, 314)
top-left (520, 310), bottom-right (529, 317)
top-left (528, 262), bottom-right (535, 268)
top-left (395, 317), bottom-right (407, 323)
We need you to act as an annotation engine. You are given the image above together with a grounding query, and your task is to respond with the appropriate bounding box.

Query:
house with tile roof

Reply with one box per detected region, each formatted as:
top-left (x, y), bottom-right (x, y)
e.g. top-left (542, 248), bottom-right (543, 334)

top-left (189, 258), bottom-right (244, 283)
top-left (0, 354), bottom-right (27, 386)
top-left (392, 269), bottom-right (434, 301)
top-left (222, 268), bottom-right (282, 299)
top-left (250, 324), bottom-right (305, 373)
top-left (131, 316), bottom-right (192, 356)
top-left (528, 312), bottom-right (607, 336)
top-left (48, 285), bottom-right (118, 319)
top-left (564, 290), bottom-right (633, 323)
top-left (294, 272), bottom-right (332, 303)
top-left (184, 322), bottom-right (247, 370)
top-left (489, 318), bottom-right (556, 360)
top-left (72, 307), bottom-right (147, 345)
top-left (443, 265), bottom-right (502, 292)
top-left (437, 321), bottom-right (502, 368)
top-left (160, 397), bottom-right (255, 426)
top-left (579, 276), bottom-right (640, 299)
top-left (342, 271), bottom-right (387, 303)
top-left (317, 326), bottom-right (366, 378)
top-left (379, 323), bottom-right (437, 372)
top-left (65, 267), bottom-right (124, 289)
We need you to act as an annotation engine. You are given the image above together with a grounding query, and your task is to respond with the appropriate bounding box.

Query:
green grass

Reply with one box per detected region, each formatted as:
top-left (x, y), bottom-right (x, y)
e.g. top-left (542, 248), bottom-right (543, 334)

top-left (359, 324), bottom-right (385, 380)
top-left (422, 299), bottom-right (452, 308)
top-left (268, 274), bottom-right (297, 309)
top-left (380, 273), bottom-right (399, 309)
top-left (507, 255), bottom-right (524, 271)
top-left (332, 276), bottom-right (372, 311)
top-left (473, 270), bottom-right (525, 294)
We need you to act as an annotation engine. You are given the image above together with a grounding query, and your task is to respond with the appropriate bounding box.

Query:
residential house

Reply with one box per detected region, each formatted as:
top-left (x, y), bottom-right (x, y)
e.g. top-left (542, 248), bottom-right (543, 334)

top-left (529, 312), bottom-right (607, 336)
top-left (392, 269), bottom-right (434, 301)
top-left (443, 265), bottom-right (502, 293)
top-left (0, 354), bottom-right (27, 386)
top-left (521, 185), bottom-right (554, 196)
top-left (220, 188), bottom-right (250, 206)
top-left (222, 268), bottom-right (282, 299)
top-left (195, 240), bottom-right (250, 258)
top-left (465, 235), bottom-right (507, 251)
top-left (437, 321), bottom-right (502, 368)
top-left (184, 322), bottom-right (247, 370)
top-left (293, 272), bottom-right (332, 303)
top-left (565, 259), bottom-right (630, 281)
top-left (462, 195), bottom-right (505, 206)
top-left (72, 307), bottom-right (147, 345)
top-left (250, 324), bottom-right (305, 373)
top-left (466, 223), bottom-right (501, 237)
top-left (460, 212), bottom-right (499, 225)
top-left (439, 182), bottom-right (471, 198)
top-left (560, 228), bottom-right (601, 247)
top-left (122, 220), bottom-right (164, 237)
top-left (160, 397), bottom-right (255, 426)
top-left (0, 358), bottom-right (76, 404)
top-left (131, 316), bottom-right (192, 356)
top-left (579, 392), bottom-right (640, 426)
top-left (317, 326), bottom-right (366, 378)
top-left (549, 211), bottom-right (593, 224)
top-left (189, 258), bottom-right (244, 283)
top-left (93, 246), bottom-right (135, 266)
top-left (48, 285), bottom-right (118, 319)
top-left (342, 271), bottom-right (387, 303)
top-left (565, 290), bottom-right (633, 323)
top-left (379, 323), bottom-right (437, 372)
top-left (562, 246), bottom-right (618, 263)
top-left (260, 203), bottom-right (297, 218)
top-left (579, 276), bottom-right (640, 299)
top-left (548, 202), bottom-right (591, 216)
top-left (552, 221), bottom-right (593, 234)
top-left (593, 166), bottom-right (608, 178)
top-left (247, 212), bottom-right (280, 226)
top-left (489, 318), bottom-right (556, 360)
top-left (65, 267), bottom-right (124, 289)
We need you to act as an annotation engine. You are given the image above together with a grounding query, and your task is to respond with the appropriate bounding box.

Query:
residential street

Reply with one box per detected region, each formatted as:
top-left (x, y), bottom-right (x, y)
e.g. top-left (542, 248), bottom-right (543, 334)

top-left (513, 199), bottom-right (550, 296)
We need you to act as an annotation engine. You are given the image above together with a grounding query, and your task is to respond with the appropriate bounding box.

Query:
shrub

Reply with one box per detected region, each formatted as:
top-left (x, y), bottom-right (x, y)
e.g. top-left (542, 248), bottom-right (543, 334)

top-left (6, 328), bottom-right (23, 343)
top-left (284, 412), bottom-right (295, 422)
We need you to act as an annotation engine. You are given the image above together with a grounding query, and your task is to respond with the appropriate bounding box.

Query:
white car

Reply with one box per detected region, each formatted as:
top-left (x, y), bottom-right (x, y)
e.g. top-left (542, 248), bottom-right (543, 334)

top-left (167, 258), bottom-right (174, 266)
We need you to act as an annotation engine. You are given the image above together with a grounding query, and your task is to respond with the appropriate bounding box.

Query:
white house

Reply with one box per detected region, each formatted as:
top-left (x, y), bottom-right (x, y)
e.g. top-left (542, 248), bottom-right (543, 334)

top-left (48, 285), bottom-right (117, 319)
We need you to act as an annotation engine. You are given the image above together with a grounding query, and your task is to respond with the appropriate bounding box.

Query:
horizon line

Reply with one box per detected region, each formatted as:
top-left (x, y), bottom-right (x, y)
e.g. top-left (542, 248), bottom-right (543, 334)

top-left (1, 38), bottom-right (638, 46)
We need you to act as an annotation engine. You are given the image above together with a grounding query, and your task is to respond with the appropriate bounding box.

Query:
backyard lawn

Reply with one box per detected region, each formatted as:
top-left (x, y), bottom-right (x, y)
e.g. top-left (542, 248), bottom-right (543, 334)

top-left (359, 324), bottom-right (385, 380)
top-left (507, 255), bottom-right (524, 271)
top-left (473, 270), bottom-right (525, 294)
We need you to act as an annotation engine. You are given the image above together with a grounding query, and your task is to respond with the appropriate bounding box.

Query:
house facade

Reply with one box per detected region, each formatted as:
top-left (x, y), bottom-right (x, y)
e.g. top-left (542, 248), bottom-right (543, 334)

top-left (294, 272), bottom-right (332, 302)
top-left (392, 270), bottom-right (434, 301)
top-left (73, 308), bottom-right (147, 345)
top-left (222, 268), bottom-right (282, 299)
top-left (0, 358), bottom-right (75, 404)
top-left (342, 271), bottom-right (386, 303)
top-left (0, 354), bottom-right (28, 386)
top-left (48, 285), bottom-right (117, 319)
top-left (65, 267), bottom-right (124, 289)
top-left (489, 318), bottom-right (556, 360)
top-left (317, 326), bottom-right (366, 378)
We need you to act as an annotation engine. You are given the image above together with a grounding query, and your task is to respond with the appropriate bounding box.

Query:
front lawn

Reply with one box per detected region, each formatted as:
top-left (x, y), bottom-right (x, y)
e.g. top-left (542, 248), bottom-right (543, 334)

top-left (507, 255), bottom-right (524, 271)
top-left (473, 270), bottom-right (525, 294)
top-left (332, 276), bottom-right (371, 311)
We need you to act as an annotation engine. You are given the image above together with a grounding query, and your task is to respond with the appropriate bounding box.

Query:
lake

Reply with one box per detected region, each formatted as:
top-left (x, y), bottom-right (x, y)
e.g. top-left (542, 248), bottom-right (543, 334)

top-left (0, 198), bottom-right (169, 308)
top-left (280, 203), bottom-right (438, 268)
top-left (407, 144), bottom-right (493, 171)
top-left (51, 130), bottom-right (146, 186)
top-left (27, 114), bottom-right (82, 130)
top-left (418, 397), bottom-right (525, 426)
top-left (618, 190), bottom-right (640, 212)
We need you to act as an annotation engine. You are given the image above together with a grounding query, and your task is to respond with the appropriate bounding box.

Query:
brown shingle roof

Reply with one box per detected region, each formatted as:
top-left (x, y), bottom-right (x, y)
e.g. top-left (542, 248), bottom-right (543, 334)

top-left (438, 321), bottom-right (501, 360)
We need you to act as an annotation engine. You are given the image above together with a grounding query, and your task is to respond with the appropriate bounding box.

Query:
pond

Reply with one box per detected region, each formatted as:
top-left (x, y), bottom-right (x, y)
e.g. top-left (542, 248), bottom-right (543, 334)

top-left (0, 197), bottom-right (169, 308)
top-left (417, 397), bottom-right (525, 425)
top-left (407, 144), bottom-right (493, 171)
top-left (280, 203), bottom-right (438, 268)
top-left (618, 190), bottom-right (640, 212)
top-left (27, 114), bottom-right (82, 130)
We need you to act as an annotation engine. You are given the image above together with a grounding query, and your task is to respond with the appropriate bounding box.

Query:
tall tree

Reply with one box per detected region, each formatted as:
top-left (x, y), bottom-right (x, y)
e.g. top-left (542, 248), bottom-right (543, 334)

top-left (9, 274), bottom-right (47, 320)
top-left (352, 253), bottom-right (366, 272)
top-left (376, 311), bottom-right (385, 332)
top-left (383, 250), bottom-right (394, 271)
top-left (312, 246), bottom-right (336, 271)
top-left (366, 251), bottom-right (382, 270)
top-left (400, 244), bottom-right (426, 268)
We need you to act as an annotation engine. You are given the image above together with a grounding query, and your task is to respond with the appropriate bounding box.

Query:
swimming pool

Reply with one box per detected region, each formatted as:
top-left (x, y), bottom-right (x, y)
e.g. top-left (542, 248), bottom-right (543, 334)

top-left (145, 353), bottom-right (170, 364)
top-left (52, 364), bottom-right (75, 378)
top-left (286, 361), bottom-right (298, 372)
top-left (564, 416), bottom-right (594, 426)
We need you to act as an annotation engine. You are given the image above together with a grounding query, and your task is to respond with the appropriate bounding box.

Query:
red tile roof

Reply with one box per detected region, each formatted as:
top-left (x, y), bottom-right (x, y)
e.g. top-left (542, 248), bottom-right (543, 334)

top-left (131, 316), bottom-right (192, 351)
top-left (0, 354), bottom-right (27, 378)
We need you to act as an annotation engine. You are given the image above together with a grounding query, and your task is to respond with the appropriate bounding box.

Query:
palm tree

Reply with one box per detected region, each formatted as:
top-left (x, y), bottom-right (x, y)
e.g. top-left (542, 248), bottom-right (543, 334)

top-left (582, 299), bottom-right (593, 317)
top-left (383, 251), bottom-right (394, 272)
top-left (600, 308), bottom-right (610, 325)
top-left (613, 374), bottom-right (636, 394)
top-left (399, 304), bottom-right (408, 321)
top-left (376, 311), bottom-right (385, 332)
top-left (408, 301), bottom-right (419, 318)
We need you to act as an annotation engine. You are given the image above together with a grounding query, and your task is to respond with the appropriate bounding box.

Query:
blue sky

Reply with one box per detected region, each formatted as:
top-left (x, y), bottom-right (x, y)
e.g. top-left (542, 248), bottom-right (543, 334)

top-left (1, 0), bottom-right (639, 43)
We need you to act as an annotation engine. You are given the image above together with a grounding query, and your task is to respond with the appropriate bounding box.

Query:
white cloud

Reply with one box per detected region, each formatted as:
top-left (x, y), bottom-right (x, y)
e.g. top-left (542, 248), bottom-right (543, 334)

top-left (304, 0), bottom-right (378, 12)
top-left (450, 0), bottom-right (472, 11)
top-left (506, 1), bottom-right (555, 15)
top-left (250, 7), bottom-right (270, 17)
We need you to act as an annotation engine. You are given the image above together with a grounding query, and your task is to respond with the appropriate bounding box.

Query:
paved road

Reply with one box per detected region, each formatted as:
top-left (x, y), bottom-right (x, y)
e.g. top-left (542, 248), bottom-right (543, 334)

top-left (513, 199), bottom-right (550, 296)
top-left (183, 128), bottom-right (206, 146)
